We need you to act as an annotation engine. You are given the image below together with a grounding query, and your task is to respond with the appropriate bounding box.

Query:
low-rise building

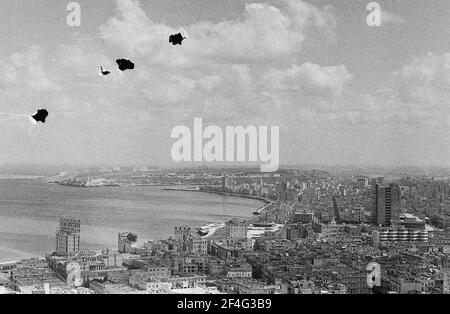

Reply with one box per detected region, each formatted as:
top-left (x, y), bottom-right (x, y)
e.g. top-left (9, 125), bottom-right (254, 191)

top-left (226, 263), bottom-right (253, 279)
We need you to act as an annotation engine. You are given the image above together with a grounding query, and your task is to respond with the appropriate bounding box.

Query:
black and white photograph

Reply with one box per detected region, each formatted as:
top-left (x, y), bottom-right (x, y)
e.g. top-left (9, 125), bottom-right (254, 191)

top-left (0, 0), bottom-right (450, 302)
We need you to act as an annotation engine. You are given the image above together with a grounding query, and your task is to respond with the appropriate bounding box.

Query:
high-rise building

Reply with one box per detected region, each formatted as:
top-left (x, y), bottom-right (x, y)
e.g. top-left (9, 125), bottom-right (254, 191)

top-left (174, 226), bottom-right (191, 252)
top-left (56, 219), bottom-right (80, 256)
top-left (373, 184), bottom-right (401, 226)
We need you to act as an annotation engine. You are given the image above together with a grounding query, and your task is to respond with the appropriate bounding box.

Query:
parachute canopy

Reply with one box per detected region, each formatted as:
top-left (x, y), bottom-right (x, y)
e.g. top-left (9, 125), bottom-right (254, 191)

top-left (116, 59), bottom-right (135, 72)
top-left (169, 33), bottom-right (186, 46)
top-left (31, 109), bottom-right (49, 124)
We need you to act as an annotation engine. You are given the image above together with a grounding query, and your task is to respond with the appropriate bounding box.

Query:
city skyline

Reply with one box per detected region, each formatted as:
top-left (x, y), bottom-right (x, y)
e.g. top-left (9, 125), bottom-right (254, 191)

top-left (2, 167), bottom-right (450, 295)
top-left (0, 0), bottom-right (449, 168)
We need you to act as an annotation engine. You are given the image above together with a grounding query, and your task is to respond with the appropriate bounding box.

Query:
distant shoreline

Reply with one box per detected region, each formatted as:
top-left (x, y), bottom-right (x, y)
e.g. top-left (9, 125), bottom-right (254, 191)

top-left (164, 187), bottom-right (269, 204)
top-left (0, 175), bottom-right (44, 180)
top-left (164, 187), bottom-right (272, 218)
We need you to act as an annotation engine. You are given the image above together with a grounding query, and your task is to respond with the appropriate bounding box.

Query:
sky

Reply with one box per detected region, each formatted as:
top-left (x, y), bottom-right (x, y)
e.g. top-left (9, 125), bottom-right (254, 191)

top-left (0, 0), bottom-right (449, 168)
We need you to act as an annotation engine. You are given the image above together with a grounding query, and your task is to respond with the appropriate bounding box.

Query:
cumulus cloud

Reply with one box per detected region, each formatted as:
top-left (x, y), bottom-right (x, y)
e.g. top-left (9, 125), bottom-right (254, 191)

top-left (0, 0), bottom-right (380, 166)
top-left (86, 0), bottom-right (345, 124)
top-left (1, 0), bottom-right (449, 167)
top-left (397, 53), bottom-right (450, 105)
top-left (264, 63), bottom-right (352, 97)
top-left (342, 52), bottom-right (450, 132)
top-left (100, 0), bottom-right (336, 62)
top-left (0, 46), bottom-right (59, 93)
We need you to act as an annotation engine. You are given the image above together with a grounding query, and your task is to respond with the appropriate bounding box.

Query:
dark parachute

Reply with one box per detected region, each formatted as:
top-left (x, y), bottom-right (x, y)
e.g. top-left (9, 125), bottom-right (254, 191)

top-left (169, 33), bottom-right (186, 46)
top-left (31, 109), bottom-right (49, 124)
top-left (116, 59), bottom-right (135, 72)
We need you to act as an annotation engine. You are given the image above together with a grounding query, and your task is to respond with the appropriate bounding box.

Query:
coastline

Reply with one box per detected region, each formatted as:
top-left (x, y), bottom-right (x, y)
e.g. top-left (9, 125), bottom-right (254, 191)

top-left (164, 187), bottom-right (270, 205)
top-left (164, 187), bottom-right (274, 236)
top-left (0, 182), bottom-right (266, 263)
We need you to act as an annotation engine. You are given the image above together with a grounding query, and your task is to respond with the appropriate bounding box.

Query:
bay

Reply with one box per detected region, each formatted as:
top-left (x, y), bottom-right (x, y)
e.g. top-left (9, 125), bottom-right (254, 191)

top-left (0, 178), bottom-right (260, 263)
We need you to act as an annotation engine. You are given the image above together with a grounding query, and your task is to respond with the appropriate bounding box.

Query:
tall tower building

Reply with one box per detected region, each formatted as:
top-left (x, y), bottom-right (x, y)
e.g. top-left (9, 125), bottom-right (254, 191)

top-left (174, 226), bottom-right (191, 252)
top-left (175, 226), bottom-right (191, 242)
top-left (56, 218), bottom-right (80, 256)
top-left (373, 184), bottom-right (400, 226)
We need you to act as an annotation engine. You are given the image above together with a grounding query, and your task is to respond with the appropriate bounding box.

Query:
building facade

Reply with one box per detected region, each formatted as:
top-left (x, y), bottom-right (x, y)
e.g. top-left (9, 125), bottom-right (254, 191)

top-left (56, 219), bottom-right (80, 256)
top-left (373, 184), bottom-right (401, 226)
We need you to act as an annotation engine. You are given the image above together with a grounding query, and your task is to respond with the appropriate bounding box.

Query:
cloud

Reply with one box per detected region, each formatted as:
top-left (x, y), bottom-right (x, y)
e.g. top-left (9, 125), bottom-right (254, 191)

top-left (1, 0), bottom-right (449, 167)
top-left (58, 44), bottom-right (112, 78)
top-left (397, 53), bottom-right (450, 105)
top-left (264, 63), bottom-right (352, 97)
top-left (0, 46), bottom-right (59, 93)
top-left (90, 0), bottom-right (345, 125)
top-left (337, 52), bottom-right (450, 131)
top-left (381, 9), bottom-right (406, 25)
top-left (0, 0), bottom-right (383, 166)
top-left (100, 0), bottom-right (337, 62)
